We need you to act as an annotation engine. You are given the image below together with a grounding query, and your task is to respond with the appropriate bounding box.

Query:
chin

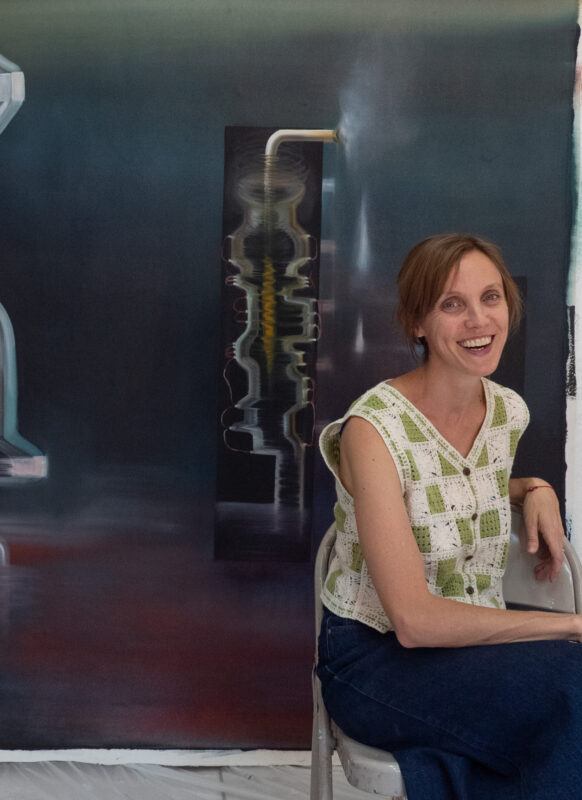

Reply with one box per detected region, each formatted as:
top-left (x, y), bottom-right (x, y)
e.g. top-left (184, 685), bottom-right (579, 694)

top-left (469, 358), bottom-right (502, 378)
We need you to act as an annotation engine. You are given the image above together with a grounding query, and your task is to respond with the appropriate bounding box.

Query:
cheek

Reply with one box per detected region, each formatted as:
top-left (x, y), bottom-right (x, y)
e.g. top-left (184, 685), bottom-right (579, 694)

top-left (489, 302), bottom-right (509, 331)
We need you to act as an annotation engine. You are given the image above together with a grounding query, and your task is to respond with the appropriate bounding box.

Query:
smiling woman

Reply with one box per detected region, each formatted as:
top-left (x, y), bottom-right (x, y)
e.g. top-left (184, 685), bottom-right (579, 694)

top-left (397, 233), bottom-right (523, 364)
top-left (316, 233), bottom-right (582, 800)
top-left (416, 250), bottom-right (509, 378)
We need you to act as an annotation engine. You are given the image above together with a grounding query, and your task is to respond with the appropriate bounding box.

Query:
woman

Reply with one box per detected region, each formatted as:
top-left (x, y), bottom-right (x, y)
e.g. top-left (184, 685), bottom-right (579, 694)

top-left (317, 233), bottom-right (582, 800)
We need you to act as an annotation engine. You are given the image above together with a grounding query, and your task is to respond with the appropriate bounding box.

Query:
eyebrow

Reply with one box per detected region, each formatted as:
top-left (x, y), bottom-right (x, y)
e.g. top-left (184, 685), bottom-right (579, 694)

top-left (441, 282), bottom-right (503, 297)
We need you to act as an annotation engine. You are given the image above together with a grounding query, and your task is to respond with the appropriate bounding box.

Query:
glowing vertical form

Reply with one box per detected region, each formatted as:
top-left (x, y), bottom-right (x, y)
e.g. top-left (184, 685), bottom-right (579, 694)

top-left (566, 10), bottom-right (582, 554)
top-left (224, 155), bottom-right (316, 508)
top-left (0, 55), bottom-right (48, 482)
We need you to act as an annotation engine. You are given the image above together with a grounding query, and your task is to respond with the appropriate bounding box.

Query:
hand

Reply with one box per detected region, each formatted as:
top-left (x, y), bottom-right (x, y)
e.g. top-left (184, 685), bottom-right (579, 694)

top-left (522, 483), bottom-right (565, 581)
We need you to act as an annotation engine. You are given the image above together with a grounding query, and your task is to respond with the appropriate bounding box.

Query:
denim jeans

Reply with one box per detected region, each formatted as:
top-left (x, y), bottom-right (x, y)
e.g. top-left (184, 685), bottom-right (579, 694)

top-left (317, 609), bottom-right (582, 800)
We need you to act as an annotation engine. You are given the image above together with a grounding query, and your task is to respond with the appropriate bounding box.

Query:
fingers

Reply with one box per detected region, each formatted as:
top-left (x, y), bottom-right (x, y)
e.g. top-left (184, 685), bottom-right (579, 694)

top-left (547, 536), bottom-right (565, 581)
top-left (521, 488), bottom-right (565, 580)
top-left (525, 520), bottom-right (539, 555)
top-left (532, 536), bottom-right (565, 581)
top-left (534, 560), bottom-right (551, 582)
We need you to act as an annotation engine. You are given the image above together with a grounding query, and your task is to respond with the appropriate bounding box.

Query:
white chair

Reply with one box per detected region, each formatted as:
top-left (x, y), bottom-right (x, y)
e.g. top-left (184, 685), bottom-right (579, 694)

top-left (310, 505), bottom-right (582, 800)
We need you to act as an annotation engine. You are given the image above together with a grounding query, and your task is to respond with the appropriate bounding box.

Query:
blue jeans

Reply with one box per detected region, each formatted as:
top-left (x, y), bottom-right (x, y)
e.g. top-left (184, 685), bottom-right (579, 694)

top-left (317, 609), bottom-right (582, 800)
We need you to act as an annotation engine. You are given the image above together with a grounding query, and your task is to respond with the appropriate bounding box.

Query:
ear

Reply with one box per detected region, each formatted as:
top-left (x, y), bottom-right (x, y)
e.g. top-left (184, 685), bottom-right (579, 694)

top-left (414, 322), bottom-right (426, 339)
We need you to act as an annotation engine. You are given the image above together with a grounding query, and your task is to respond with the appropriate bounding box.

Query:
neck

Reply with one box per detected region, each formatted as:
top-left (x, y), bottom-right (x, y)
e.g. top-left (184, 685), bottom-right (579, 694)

top-left (406, 362), bottom-right (485, 417)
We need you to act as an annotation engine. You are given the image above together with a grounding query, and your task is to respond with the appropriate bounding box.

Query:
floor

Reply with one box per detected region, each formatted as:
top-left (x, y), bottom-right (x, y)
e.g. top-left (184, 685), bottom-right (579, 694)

top-left (0, 761), bottom-right (372, 800)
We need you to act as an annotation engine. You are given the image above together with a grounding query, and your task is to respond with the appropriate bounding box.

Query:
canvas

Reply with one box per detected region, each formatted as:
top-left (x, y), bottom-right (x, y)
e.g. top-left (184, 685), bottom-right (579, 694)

top-left (0, 0), bottom-right (576, 750)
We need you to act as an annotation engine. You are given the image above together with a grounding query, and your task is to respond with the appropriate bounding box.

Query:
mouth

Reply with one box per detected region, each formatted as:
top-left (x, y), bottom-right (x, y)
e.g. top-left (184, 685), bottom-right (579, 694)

top-left (458, 335), bottom-right (494, 354)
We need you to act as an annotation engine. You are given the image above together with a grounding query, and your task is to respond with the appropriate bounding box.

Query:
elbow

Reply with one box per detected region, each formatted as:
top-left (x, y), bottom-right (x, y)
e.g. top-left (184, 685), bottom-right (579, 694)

top-left (391, 602), bottom-right (434, 649)
top-left (393, 620), bottom-right (424, 649)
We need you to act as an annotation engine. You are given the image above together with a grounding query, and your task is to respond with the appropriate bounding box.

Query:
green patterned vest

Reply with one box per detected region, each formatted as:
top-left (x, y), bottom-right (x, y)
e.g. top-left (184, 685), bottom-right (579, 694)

top-left (319, 378), bottom-right (530, 633)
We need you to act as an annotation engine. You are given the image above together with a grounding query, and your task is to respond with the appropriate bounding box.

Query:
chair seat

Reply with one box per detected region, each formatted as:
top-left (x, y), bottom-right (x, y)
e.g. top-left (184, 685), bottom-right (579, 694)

top-left (332, 722), bottom-right (406, 798)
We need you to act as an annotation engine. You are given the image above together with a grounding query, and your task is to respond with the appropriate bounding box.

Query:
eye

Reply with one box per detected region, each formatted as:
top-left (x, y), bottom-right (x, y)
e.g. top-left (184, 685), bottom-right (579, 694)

top-left (483, 291), bottom-right (502, 304)
top-left (441, 296), bottom-right (463, 312)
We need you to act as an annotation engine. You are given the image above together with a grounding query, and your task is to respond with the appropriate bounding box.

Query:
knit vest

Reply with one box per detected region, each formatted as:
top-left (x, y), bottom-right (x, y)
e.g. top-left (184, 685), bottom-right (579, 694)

top-left (319, 378), bottom-right (530, 633)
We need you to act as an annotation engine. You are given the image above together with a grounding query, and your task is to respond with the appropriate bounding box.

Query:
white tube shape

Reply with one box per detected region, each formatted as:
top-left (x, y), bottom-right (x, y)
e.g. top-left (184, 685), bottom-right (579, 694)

top-left (265, 128), bottom-right (338, 157)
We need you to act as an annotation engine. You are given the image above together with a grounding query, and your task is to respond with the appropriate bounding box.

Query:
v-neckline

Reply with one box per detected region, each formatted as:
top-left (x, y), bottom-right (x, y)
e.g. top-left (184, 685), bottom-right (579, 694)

top-left (380, 377), bottom-right (493, 466)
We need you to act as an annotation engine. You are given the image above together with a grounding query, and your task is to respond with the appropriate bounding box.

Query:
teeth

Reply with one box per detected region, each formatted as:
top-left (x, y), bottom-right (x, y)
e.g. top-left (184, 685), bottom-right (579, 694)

top-left (460, 336), bottom-right (492, 348)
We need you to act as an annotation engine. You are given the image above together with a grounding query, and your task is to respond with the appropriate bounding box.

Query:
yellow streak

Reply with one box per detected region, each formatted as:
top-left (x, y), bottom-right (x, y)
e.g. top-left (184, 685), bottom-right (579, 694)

top-left (261, 256), bottom-right (276, 374)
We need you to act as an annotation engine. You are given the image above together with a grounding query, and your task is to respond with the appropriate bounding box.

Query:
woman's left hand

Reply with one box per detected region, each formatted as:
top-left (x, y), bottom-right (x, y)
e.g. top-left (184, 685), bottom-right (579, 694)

top-left (521, 483), bottom-right (565, 581)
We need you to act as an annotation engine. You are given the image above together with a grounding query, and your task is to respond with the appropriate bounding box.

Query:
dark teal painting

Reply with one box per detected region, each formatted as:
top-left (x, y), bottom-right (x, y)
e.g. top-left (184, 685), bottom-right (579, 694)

top-left (0, 1), bottom-right (576, 749)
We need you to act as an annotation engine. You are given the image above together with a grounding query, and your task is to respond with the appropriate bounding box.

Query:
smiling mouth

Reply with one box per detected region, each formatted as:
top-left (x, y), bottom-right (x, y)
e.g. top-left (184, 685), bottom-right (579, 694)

top-left (458, 335), bottom-right (494, 351)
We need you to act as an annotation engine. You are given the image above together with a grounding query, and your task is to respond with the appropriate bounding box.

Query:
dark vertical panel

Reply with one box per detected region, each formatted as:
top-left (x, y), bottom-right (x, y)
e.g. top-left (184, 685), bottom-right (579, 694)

top-left (215, 128), bottom-right (323, 560)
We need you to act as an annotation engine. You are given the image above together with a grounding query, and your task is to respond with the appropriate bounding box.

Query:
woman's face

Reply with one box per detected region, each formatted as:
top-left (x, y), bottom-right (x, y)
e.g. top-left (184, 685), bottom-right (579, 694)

top-left (416, 249), bottom-right (509, 379)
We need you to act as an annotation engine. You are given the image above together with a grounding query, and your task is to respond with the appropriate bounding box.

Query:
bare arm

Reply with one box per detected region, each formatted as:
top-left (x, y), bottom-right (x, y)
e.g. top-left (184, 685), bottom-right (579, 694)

top-left (340, 417), bottom-right (581, 649)
top-left (509, 477), bottom-right (565, 581)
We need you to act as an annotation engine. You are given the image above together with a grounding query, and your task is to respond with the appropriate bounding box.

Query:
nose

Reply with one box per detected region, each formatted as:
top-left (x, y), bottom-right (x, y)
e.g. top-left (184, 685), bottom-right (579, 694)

top-left (464, 301), bottom-right (488, 328)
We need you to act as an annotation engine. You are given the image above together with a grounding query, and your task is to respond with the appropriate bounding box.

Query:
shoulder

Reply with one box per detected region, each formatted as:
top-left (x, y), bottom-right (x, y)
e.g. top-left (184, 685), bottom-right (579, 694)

top-left (319, 381), bottom-right (407, 490)
top-left (319, 382), bottom-right (394, 453)
top-left (323, 382), bottom-right (401, 426)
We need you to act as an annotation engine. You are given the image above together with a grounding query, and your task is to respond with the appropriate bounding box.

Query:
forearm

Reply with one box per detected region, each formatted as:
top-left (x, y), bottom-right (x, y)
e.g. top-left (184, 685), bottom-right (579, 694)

top-left (509, 476), bottom-right (551, 504)
top-left (394, 593), bottom-right (581, 649)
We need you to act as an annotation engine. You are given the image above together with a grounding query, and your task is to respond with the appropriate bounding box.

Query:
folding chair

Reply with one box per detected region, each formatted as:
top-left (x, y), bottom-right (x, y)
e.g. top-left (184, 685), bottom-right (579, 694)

top-left (310, 505), bottom-right (582, 800)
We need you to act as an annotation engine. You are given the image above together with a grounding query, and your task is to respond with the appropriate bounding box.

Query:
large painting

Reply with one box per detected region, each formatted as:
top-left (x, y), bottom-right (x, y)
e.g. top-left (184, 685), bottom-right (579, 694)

top-left (0, 1), bottom-right (576, 752)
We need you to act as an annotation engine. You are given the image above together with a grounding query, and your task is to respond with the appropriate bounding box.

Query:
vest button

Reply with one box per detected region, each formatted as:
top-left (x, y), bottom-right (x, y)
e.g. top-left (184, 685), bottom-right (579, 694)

top-left (471, 512), bottom-right (478, 521)
top-left (463, 467), bottom-right (471, 476)
top-left (466, 586), bottom-right (475, 595)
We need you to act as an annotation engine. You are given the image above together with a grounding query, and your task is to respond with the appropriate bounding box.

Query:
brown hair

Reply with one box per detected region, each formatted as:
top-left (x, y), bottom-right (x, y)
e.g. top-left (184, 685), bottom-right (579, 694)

top-left (396, 233), bottom-right (523, 357)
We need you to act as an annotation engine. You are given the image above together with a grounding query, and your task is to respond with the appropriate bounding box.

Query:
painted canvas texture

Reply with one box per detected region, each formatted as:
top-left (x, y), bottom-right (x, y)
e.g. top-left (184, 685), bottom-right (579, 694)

top-left (215, 127), bottom-right (323, 563)
top-left (0, 1), bottom-right (576, 748)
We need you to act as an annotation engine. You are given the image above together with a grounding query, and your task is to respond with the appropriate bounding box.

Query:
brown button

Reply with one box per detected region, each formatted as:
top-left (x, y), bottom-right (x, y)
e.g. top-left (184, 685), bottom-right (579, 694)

top-left (471, 513), bottom-right (478, 521)
top-left (463, 467), bottom-right (471, 476)
top-left (466, 586), bottom-right (475, 595)
top-left (465, 555), bottom-right (473, 561)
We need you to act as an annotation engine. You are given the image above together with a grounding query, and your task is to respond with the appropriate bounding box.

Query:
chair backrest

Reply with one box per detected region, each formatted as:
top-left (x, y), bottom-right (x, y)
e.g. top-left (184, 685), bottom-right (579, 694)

top-left (314, 524), bottom-right (336, 652)
top-left (503, 505), bottom-right (581, 613)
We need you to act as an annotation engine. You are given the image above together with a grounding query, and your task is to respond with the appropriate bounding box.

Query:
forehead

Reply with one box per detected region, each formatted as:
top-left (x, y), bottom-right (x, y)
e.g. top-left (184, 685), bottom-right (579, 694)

top-left (442, 250), bottom-right (502, 294)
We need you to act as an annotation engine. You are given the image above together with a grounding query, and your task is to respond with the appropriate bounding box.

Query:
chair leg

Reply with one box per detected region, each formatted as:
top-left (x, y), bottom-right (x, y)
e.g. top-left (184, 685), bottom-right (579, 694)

top-left (310, 668), bottom-right (334, 800)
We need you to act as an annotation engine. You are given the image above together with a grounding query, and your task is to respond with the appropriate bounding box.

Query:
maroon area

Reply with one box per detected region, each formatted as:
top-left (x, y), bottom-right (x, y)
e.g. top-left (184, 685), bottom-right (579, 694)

top-left (0, 489), bottom-right (314, 749)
